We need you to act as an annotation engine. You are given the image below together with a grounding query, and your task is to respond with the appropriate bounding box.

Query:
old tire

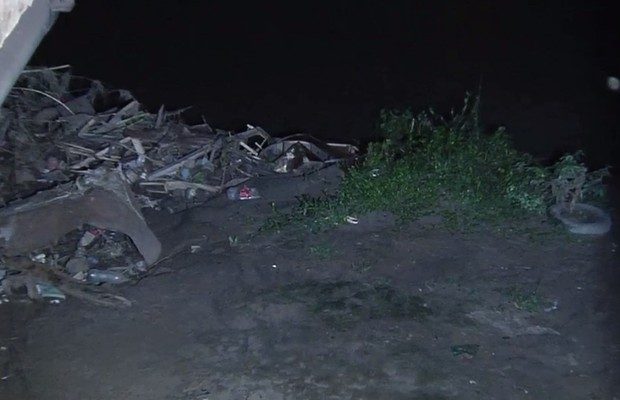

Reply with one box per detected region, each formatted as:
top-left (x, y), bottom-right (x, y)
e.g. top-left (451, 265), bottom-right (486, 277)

top-left (549, 203), bottom-right (612, 235)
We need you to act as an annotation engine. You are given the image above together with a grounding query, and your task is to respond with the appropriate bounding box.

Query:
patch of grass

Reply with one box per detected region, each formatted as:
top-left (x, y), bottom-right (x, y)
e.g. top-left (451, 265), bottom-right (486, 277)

top-left (259, 202), bottom-right (292, 233)
top-left (262, 93), bottom-right (609, 232)
top-left (264, 280), bottom-right (432, 330)
top-left (340, 94), bottom-right (552, 227)
top-left (351, 259), bottom-right (373, 273)
top-left (308, 243), bottom-right (336, 260)
top-left (260, 198), bottom-right (340, 233)
top-left (507, 284), bottom-right (547, 312)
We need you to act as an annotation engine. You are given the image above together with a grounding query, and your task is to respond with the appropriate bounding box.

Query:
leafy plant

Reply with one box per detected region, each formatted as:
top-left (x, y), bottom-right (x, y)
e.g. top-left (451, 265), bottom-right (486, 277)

top-left (550, 151), bottom-right (609, 212)
top-left (308, 243), bottom-right (336, 260)
top-left (262, 94), bottom-right (610, 232)
top-left (507, 285), bottom-right (546, 313)
top-left (340, 93), bottom-right (553, 225)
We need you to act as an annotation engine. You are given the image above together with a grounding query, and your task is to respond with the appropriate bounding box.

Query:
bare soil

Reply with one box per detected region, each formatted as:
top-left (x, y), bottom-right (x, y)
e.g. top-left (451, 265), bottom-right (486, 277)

top-left (1, 171), bottom-right (619, 400)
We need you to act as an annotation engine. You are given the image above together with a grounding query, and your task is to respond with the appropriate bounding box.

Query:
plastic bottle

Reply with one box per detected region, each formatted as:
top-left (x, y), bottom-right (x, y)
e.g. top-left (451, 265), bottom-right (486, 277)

top-left (87, 269), bottom-right (129, 284)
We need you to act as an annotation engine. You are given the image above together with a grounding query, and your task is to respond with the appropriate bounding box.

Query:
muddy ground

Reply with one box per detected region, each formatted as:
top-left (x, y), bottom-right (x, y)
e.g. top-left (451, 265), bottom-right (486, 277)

top-left (1, 169), bottom-right (619, 400)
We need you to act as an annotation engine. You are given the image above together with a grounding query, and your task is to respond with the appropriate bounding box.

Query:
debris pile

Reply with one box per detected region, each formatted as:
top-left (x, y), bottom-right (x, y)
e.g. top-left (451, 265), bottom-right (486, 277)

top-left (0, 67), bottom-right (357, 306)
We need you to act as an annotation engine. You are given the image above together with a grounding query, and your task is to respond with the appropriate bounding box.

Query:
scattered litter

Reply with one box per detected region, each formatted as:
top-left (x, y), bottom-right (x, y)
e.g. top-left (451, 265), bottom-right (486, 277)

top-left (72, 271), bottom-right (86, 281)
top-left (345, 216), bottom-right (359, 224)
top-left (0, 67), bottom-right (358, 307)
top-left (544, 300), bottom-right (559, 312)
top-left (260, 134), bottom-right (357, 175)
top-left (131, 260), bottom-right (147, 272)
top-left (35, 283), bottom-right (66, 300)
top-left (65, 257), bottom-right (90, 275)
top-left (87, 269), bottom-right (129, 284)
top-left (226, 185), bottom-right (260, 200)
top-left (78, 230), bottom-right (98, 247)
top-left (32, 253), bottom-right (46, 263)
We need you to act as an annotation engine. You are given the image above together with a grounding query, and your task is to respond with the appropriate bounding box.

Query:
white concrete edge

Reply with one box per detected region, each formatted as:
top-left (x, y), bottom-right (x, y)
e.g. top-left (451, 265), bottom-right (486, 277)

top-left (0, 0), bottom-right (74, 106)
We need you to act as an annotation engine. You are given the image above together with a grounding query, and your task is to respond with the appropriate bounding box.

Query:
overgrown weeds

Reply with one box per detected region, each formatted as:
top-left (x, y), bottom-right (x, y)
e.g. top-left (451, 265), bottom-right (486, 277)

top-left (308, 243), bottom-right (336, 260)
top-left (262, 94), bottom-right (608, 232)
top-left (505, 283), bottom-right (552, 313)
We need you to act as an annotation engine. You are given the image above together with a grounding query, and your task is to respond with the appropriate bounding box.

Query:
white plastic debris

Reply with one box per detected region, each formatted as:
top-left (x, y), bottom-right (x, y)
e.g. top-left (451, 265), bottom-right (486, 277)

top-left (345, 216), bottom-right (359, 224)
top-left (35, 283), bottom-right (66, 300)
top-left (544, 300), bottom-right (559, 312)
top-left (32, 253), bottom-right (46, 263)
top-left (607, 76), bottom-right (620, 91)
top-left (78, 230), bottom-right (97, 247)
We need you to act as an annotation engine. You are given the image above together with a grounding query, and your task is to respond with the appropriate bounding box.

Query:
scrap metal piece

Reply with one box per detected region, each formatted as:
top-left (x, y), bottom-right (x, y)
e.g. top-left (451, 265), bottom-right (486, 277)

top-left (146, 143), bottom-right (213, 180)
top-left (260, 134), bottom-right (359, 174)
top-left (0, 170), bottom-right (161, 265)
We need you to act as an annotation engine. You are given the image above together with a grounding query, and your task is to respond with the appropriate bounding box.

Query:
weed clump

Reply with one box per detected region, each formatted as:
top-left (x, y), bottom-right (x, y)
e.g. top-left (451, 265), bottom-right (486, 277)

top-left (264, 94), bottom-right (608, 231)
top-left (340, 94), bottom-right (552, 225)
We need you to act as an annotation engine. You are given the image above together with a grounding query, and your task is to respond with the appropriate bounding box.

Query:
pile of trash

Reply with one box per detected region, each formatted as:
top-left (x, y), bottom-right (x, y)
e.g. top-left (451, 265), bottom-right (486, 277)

top-left (0, 66), bottom-right (357, 306)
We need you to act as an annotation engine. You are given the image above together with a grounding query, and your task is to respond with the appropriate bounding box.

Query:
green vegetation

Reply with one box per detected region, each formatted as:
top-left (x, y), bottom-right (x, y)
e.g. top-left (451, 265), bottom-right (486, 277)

top-left (308, 243), bottom-right (336, 260)
top-left (263, 94), bottom-right (608, 232)
top-left (263, 280), bottom-right (431, 330)
top-left (551, 151), bottom-right (609, 211)
top-left (506, 284), bottom-right (548, 313)
top-left (351, 259), bottom-right (373, 273)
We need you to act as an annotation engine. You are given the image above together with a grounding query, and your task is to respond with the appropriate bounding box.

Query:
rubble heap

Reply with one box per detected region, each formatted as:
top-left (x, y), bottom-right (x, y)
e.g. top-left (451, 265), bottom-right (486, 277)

top-left (0, 66), bottom-right (357, 306)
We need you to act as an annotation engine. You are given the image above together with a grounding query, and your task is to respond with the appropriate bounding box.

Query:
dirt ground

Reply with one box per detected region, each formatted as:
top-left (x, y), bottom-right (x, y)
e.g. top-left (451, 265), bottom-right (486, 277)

top-left (1, 169), bottom-right (618, 400)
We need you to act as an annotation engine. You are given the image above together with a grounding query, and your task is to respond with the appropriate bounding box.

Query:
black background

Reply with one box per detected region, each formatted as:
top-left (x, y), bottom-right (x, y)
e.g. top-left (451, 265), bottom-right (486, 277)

top-left (32, 1), bottom-right (620, 168)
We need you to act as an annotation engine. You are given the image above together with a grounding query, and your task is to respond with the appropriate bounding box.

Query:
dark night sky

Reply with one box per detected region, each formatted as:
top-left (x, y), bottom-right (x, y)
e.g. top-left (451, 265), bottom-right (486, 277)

top-left (31, 1), bottom-right (620, 168)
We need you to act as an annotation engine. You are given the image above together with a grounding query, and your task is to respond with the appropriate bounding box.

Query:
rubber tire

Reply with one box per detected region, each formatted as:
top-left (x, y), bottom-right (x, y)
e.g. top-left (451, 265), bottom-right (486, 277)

top-left (549, 203), bottom-right (612, 235)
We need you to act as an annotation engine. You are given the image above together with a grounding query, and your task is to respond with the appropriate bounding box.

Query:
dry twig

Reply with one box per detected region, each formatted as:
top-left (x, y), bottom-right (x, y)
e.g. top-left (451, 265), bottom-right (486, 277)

top-left (10, 86), bottom-right (75, 115)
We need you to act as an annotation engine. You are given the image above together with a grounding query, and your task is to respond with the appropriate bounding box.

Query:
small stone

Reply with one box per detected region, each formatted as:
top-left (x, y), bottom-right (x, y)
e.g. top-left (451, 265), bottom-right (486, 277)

top-left (65, 257), bottom-right (90, 275)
